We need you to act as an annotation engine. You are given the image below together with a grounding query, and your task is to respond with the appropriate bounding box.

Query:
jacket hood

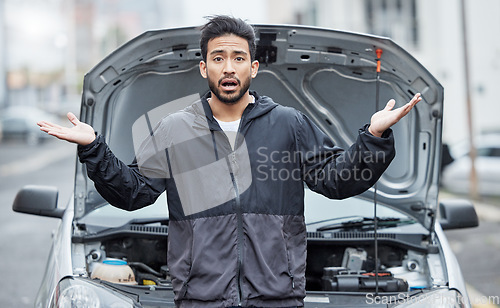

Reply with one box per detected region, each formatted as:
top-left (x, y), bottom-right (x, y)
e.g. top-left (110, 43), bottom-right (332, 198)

top-left (76, 25), bottom-right (443, 230)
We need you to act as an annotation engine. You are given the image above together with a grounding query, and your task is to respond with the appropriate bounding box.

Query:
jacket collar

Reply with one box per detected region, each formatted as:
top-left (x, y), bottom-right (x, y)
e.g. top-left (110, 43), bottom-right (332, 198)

top-left (197, 90), bottom-right (278, 131)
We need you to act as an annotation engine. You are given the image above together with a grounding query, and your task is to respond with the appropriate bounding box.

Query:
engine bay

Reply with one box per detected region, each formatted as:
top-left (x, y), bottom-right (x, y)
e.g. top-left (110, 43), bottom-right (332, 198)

top-left (76, 222), bottom-right (434, 293)
top-left (306, 241), bottom-right (430, 292)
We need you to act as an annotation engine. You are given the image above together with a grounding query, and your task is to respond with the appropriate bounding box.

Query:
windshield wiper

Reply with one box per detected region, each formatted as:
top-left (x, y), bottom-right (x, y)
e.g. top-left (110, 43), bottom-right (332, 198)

top-left (73, 217), bottom-right (170, 243)
top-left (306, 215), bottom-right (366, 227)
top-left (316, 217), bottom-right (416, 232)
top-left (126, 217), bottom-right (169, 225)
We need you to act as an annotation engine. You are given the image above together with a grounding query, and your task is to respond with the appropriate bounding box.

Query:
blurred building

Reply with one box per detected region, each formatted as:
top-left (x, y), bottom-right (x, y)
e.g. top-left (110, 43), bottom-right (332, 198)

top-left (2, 0), bottom-right (174, 114)
top-left (266, 0), bottom-right (500, 145)
top-left (0, 0), bottom-right (7, 109)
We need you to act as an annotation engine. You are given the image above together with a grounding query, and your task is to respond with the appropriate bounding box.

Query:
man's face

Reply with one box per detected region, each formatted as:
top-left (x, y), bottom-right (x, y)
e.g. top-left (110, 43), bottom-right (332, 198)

top-left (199, 34), bottom-right (259, 104)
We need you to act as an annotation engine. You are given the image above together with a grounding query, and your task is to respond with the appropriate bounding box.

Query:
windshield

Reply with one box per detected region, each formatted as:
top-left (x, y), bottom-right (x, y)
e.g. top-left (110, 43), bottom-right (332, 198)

top-left (77, 193), bottom-right (168, 228)
top-left (78, 189), bottom-right (411, 230)
top-left (304, 189), bottom-right (409, 232)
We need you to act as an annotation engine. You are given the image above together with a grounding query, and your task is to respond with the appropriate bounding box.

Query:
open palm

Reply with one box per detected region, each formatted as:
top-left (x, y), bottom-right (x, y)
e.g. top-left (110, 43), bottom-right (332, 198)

top-left (37, 112), bottom-right (96, 146)
top-left (368, 93), bottom-right (422, 137)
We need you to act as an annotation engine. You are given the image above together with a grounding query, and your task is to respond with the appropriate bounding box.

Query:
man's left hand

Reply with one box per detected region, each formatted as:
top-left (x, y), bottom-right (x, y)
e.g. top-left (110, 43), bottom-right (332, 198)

top-left (368, 93), bottom-right (422, 137)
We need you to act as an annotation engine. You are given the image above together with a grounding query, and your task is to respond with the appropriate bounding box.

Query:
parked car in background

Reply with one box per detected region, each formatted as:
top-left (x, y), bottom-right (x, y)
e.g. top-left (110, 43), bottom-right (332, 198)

top-left (442, 133), bottom-right (500, 196)
top-left (0, 106), bottom-right (59, 145)
top-left (13, 24), bottom-right (479, 307)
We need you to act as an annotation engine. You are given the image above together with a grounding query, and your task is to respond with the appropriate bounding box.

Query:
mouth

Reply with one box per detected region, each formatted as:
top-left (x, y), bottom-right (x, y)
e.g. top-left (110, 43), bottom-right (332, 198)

top-left (220, 78), bottom-right (239, 92)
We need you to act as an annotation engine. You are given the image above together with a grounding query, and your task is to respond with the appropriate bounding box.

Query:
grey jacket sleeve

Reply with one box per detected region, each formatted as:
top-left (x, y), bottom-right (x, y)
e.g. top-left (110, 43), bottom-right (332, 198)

top-left (297, 113), bottom-right (395, 199)
top-left (77, 135), bottom-right (166, 211)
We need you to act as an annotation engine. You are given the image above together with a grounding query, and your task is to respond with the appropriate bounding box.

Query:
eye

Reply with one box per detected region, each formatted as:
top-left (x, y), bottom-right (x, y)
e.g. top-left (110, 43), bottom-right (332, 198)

top-left (213, 56), bottom-right (223, 62)
top-left (235, 57), bottom-right (244, 61)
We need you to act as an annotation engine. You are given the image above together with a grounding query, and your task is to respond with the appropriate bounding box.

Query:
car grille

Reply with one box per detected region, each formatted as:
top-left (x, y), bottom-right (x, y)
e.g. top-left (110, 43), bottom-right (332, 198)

top-left (307, 231), bottom-right (396, 240)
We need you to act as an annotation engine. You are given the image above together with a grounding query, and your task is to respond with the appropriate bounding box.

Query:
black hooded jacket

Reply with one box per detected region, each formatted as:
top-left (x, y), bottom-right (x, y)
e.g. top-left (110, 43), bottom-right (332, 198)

top-left (78, 90), bottom-right (395, 307)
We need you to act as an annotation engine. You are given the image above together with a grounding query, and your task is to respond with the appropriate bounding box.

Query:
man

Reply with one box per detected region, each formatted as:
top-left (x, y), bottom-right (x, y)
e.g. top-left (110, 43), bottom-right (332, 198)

top-left (38, 15), bottom-right (421, 307)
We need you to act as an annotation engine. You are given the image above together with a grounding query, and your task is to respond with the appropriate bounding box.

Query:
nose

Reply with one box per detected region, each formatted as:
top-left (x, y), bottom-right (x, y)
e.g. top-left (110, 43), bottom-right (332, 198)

top-left (223, 59), bottom-right (236, 74)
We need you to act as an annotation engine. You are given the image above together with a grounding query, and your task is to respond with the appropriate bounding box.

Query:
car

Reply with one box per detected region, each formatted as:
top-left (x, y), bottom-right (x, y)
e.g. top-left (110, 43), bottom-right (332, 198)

top-left (13, 24), bottom-right (479, 307)
top-left (0, 106), bottom-right (59, 145)
top-left (441, 133), bottom-right (500, 196)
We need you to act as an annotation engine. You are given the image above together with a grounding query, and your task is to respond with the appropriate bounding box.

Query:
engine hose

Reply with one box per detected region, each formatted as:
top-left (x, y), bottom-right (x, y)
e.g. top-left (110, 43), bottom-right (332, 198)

top-left (128, 262), bottom-right (163, 277)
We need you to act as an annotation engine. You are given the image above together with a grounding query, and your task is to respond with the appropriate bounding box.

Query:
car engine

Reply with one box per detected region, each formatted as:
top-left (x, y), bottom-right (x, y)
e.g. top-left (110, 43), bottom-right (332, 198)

top-left (306, 242), bottom-right (430, 292)
top-left (76, 223), bottom-right (432, 293)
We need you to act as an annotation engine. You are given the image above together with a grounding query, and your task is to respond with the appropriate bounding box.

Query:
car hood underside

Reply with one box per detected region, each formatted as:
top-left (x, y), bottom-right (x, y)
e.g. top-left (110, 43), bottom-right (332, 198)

top-left (77, 25), bottom-right (444, 229)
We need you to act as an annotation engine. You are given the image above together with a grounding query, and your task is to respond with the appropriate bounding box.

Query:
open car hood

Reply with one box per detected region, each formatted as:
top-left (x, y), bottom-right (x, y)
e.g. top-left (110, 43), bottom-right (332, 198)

top-left (76, 25), bottom-right (443, 230)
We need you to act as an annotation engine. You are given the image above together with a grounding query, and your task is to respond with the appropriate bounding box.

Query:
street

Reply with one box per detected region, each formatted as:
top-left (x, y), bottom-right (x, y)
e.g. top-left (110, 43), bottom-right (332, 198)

top-left (0, 139), bottom-right (498, 307)
top-left (0, 139), bottom-right (75, 307)
top-left (444, 202), bottom-right (500, 306)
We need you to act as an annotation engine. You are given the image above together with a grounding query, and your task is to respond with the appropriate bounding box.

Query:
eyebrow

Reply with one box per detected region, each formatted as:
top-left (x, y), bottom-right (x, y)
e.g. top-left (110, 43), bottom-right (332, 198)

top-left (210, 49), bottom-right (248, 56)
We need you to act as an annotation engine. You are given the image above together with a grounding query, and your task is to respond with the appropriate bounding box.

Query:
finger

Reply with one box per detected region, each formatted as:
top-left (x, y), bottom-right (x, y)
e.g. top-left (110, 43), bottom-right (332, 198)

top-left (39, 126), bottom-right (52, 133)
top-left (37, 121), bottom-right (54, 131)
top-left (384, 99), bottom-right (396, 111)
top-left (47, 130), bottom-right (69, 140)
top-left (40, 126), bottom-right (63, 135)
top-left (406, 94), bottom-right (422, 111)
top-left (37, 120), bottom-right (62, 129)
top-left (399, 93), bottom-right (422, 111)
top-left (37, 120), bottom-right (52, 127)
top-left (38, 122), bottom-right (65, 134)
top-left (37, 122), bottom-right (48, 130)
top-left (409, 93), bottom-right (422, 106)
top-left (67, 112), bottom-right (81, 126)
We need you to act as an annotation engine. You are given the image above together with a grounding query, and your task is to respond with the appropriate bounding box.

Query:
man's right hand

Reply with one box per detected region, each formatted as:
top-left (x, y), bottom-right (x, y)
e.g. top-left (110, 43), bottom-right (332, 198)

top-left (38, 112), bottom-right (96, 146)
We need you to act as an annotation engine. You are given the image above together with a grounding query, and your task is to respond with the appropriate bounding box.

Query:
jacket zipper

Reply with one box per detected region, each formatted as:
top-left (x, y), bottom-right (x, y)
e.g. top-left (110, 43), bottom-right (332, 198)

top-left (213, 103), bottom-right (250, 307)
top-left (230, 169), bottom-right (244, 306)
top-left (232, 117), bottom-right (245, 306)
top-left (213, 123), bottom-right (244, 306)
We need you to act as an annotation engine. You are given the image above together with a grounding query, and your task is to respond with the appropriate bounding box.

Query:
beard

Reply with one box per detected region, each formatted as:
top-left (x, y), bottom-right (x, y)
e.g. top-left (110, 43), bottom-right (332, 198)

top-left (208, 74), bottom-right (251, 105)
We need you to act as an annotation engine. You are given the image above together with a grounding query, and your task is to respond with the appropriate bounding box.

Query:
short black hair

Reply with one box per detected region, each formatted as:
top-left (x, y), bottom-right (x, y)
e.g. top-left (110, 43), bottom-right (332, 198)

top-left (200, 15), bottom-right (256, 62)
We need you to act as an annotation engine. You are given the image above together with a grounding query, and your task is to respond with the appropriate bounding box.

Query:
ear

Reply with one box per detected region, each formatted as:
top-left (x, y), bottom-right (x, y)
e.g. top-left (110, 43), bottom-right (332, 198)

top-left (199, 61), bottom-right (207, 79)
top-left (251, 60), bottom-right (259, 78)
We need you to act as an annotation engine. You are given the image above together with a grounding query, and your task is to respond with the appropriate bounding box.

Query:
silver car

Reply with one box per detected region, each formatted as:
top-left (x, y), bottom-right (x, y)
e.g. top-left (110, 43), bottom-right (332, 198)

top-left (13, 24), bottom-right (478, 307)
top-left (0, 106), bottom-right (58, 145)
top-left (442, 133), bottom-right (500, 196)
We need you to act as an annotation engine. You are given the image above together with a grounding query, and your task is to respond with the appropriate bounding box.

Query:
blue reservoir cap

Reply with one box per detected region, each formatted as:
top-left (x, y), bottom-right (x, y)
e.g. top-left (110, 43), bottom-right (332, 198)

top-left (103, 258), bottom-right (127, 266)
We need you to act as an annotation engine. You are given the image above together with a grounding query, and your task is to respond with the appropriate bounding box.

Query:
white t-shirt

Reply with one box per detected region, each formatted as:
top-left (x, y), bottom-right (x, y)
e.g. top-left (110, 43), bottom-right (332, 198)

top-left (213, 96), bottom-right (254, 150)
top-left (214, 118), bottom-right (240, 150)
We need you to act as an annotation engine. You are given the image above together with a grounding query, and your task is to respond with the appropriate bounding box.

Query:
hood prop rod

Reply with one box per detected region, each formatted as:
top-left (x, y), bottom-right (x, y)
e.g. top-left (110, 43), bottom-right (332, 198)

top-left (373, 48), bottom-right (383, 296)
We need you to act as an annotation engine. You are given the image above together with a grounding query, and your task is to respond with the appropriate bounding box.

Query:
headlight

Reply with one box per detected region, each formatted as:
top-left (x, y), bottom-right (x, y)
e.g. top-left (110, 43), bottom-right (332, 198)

top-left (50, 276), bottom-right (135, 308)
top-left (394, 288), bottom-right (466, 307)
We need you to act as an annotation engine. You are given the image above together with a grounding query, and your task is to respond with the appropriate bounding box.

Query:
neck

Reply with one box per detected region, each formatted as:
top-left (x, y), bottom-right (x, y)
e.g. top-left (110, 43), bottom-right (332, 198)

top-left (209, 91), bottom-right (251, 122)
